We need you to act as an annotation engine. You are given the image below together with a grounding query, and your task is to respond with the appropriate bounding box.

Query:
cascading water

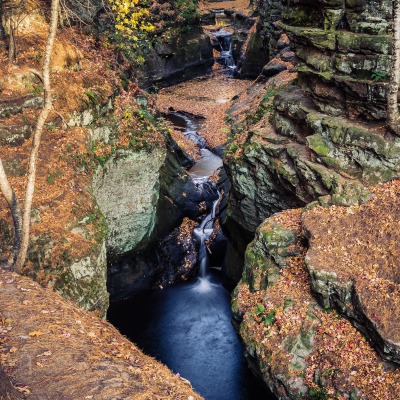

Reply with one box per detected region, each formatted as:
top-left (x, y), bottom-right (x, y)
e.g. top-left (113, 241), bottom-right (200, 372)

top-left (176, 111), bottom-right (223, 283)
top-left (218, 34), bottom-right (236, 69)
top-left (108, 113), bottom-right (275, 400)
top-left (209, 27), bottom-right (237, 75)
top-left (194, 192), bottom-right (219, 278)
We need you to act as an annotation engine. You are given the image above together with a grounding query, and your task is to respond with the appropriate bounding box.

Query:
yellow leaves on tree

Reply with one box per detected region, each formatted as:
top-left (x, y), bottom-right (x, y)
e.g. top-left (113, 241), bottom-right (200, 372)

top-left (108, 0), bottom-right (155, 39)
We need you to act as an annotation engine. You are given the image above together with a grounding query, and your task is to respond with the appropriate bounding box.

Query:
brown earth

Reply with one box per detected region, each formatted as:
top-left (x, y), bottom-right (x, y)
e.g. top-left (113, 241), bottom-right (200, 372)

top-left (303, 180), bottom-right (400, 362)
top-left (0, 270), bottom-right (202, 399)
top-left (0, 21), bottom-right (163, 296)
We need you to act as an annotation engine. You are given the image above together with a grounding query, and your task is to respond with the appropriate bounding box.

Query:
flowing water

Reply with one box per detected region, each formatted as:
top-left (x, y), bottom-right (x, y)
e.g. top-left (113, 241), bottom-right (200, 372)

top-left (209, 28), bottom-right (237, 75)
top-left (108, 113), bottom-right (276, 400)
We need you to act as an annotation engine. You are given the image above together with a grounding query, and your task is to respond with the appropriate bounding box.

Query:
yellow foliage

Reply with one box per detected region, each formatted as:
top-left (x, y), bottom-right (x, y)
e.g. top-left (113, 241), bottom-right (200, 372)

top-left (108, 0), bottom-right (155, 38)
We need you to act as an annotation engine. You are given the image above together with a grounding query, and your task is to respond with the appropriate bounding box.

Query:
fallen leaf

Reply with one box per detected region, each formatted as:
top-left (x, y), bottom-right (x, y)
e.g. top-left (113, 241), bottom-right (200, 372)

top-left (36, 350), bottom-right (51, 358)
top-left (29, 331), bottom-right (44, 337)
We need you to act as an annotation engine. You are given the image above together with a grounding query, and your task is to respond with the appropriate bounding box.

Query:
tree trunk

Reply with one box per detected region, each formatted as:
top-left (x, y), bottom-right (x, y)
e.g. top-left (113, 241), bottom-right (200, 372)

top-left (388, 0), bottom-right (400, 135)
top-left (7, 15), bottom-right (16, 65)
top-left (0, 160), bottom-right (22, 266)
top-left (14, 0), bottom-right (59, 272)
top-left (0, 0), bottom-right (6, 40)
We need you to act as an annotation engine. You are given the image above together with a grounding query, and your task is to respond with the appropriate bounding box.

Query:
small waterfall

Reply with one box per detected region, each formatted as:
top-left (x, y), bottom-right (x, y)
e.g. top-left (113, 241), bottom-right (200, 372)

top-left (214, 9), bottom-right (230, 27)
top-left (209, 28), bottom-right (237, 75)
top-left (194, 189), bottom-right (221, 278)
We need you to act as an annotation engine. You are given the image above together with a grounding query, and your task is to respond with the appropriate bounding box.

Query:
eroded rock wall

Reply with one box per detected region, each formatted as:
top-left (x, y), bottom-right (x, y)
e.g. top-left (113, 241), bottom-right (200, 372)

top-left (281, 0), bottom-right (393, 120)
top-left (227, 1), bottom-right (400, 397)
top-left (143, 30), bottom-right (214, 87)
top-left (225, 0), bottom-right (399, 236)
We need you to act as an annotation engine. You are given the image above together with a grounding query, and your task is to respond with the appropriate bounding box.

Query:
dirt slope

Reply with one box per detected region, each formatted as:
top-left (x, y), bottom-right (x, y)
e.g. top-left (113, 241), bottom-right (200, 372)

top-left (0, 270), bottom-right (202, 399)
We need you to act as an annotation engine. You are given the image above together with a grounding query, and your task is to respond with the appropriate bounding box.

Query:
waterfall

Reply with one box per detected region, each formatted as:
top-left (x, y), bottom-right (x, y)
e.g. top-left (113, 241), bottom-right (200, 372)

top-left (194, 189), bottom-right (221, 278)
top-left (170, 112), bottom-right (223, 283)
top-left (217, 31), bottom-right (236, 73)
top-left (209, 27), bottom-right (237, 75)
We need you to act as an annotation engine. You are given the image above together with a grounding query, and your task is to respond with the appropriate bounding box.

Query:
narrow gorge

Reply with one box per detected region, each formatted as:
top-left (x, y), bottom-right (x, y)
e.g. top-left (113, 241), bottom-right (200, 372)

top-left (0, 0), bottom-right (399, 399)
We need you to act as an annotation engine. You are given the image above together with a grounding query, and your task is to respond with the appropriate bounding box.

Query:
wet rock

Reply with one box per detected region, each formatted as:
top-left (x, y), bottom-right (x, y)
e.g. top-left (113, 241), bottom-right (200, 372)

top-left (208, 227), bottom-right (228, 266)
top-left (108, 221), bottom-right (199, 301)
top-left (261, 60), bottom-right (288, 77)
top-left (156, 223), bottom-right (199, 287)
top-left (276, 33), bottom-right (290, 50)
top-left (238, 26), bottom-right (270, 78)
top-left (279, 48), bottom-right (295, 62)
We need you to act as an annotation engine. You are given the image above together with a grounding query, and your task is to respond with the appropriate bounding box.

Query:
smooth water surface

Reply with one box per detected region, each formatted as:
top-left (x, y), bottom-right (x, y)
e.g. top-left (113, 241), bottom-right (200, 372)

top-left (108, 271), bottom-right (275, 400)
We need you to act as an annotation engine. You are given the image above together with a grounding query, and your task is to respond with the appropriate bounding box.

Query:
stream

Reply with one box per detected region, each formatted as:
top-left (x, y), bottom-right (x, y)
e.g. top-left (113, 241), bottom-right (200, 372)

top-left (108, 113), bottom-right (275, 400)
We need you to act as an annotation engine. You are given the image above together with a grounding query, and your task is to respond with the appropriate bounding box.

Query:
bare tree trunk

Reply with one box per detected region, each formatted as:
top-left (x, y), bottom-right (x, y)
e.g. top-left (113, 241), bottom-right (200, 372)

top-left (7, 15), bottom-right (16, 65)
top-left (14, 0), bottom-right (59, 272)
top-left (0, 0), bottom-right (7, 40)
top-left (0, 160), bottom-right (22, 265)
top-left (388, 0), bottom-right (400, 135)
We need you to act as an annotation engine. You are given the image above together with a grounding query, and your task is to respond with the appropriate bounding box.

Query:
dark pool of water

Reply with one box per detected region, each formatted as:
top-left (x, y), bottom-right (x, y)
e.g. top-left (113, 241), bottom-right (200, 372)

top-left (108, 271), bottom-right (276, 400)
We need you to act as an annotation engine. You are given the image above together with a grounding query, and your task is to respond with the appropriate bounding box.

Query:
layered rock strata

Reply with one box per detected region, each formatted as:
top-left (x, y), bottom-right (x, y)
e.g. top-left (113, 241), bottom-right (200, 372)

top-left (225, 0), bottom-right (399, 236)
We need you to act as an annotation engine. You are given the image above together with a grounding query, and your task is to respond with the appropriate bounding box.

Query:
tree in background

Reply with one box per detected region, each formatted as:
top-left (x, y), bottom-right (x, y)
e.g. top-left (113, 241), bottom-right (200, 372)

top-left (1, 0), bottom-right (38, 66)
top-left (388, 0), bottom-right (400, 135)
top-left (0, 0), bottom-right (60, 271)
top-left (108, 0), bottom-right (155, 38)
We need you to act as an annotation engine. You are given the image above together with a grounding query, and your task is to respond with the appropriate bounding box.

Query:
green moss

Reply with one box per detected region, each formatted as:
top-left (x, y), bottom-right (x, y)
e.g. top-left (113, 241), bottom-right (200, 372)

top-left (307, 134), bottom-right (331, 157)
top-left (231, 299), bottom-right (239, 314)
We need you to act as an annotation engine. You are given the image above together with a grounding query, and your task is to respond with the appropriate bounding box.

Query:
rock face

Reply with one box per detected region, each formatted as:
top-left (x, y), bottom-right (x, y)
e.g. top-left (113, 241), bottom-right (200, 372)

top-left (225, 0), bottom-right (399, 236)
top-left (226, 1), bottom-right (400, 397)
top-left (303, 182), bottom-right (400, 364)
top-left (142, 29), bottom-right (214, 87)
top-left (232, 191), bottom-right (400, 399)
top-left (281, 0), bottom-right (392, 120)
top-left (93, 148), bottom-right (167, 259)
top-left (93, 136), bottom-right (210, 301)
top-left (236, 0), bottom-right (283, 78)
